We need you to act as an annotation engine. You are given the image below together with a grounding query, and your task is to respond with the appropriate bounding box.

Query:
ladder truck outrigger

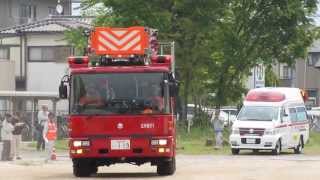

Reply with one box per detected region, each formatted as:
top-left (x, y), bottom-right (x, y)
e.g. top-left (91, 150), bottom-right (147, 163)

top-left (59, 26), bottom-right (178, 177)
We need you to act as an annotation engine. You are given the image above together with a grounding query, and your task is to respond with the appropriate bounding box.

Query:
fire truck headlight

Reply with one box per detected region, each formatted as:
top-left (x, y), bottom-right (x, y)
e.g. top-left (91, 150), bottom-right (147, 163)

top-left (73, 140), bottom-right (90, 147)
top-left (151, 139), bottom-right (167, 146)
top-left (158, 139), bottom-right (167, 145)
top-left (73, 141), bottom-right (82, 147)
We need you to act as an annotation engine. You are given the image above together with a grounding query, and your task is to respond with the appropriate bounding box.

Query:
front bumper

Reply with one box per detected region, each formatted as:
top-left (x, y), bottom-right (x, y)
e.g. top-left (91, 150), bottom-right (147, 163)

top-left (229, 134), bottom-right (278, 150)
top-left (69, 136), bottom-right (175, 159)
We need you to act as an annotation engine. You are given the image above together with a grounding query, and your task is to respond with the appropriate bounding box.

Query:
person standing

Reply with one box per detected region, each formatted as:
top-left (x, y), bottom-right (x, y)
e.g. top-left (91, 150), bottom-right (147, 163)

top-left (1, 113), bottom-right (14, 161)
top-left (37, 105), bottom-right (49, 151)
top-left (43, 112), bottom-right (57, 162)
top-left (10, 113), bottom-right (25, 160)
top-left (212, 109), bottom-right (225, 149)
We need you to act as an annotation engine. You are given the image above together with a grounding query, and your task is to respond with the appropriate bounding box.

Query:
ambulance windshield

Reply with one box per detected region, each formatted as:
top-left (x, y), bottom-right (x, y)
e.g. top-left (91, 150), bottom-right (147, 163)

top-left (237, 106), bottom-right (279, 121)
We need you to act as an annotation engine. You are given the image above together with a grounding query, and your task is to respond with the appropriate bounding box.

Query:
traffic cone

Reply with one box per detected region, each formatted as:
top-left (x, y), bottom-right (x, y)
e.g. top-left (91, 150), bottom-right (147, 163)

top-left (51, 147), bottom-right (57, 160)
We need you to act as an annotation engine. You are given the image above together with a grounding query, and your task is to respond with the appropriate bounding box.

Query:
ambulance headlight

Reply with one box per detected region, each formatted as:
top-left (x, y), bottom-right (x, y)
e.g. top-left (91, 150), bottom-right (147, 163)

top-left (264, 129), bottom-right (275, 135)
top-left (232, 128), bottom-right (239, 135)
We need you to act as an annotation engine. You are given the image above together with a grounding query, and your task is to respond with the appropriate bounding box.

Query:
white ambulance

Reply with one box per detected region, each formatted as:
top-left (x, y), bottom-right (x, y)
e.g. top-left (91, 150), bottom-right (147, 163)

top-left (229, 87), bottom-right (309, 155)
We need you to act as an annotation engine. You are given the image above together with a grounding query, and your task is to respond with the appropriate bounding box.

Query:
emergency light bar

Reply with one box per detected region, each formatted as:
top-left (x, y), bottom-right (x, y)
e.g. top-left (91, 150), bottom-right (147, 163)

top-left (245, 91), bottom-right (286, 102)
top-left (68, 56), bottom-right (89, 68)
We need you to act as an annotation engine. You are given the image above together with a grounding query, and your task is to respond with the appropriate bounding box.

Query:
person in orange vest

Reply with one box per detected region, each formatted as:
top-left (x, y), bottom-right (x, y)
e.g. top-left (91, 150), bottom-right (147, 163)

top-left (42, 112), bottom-right (57, 162)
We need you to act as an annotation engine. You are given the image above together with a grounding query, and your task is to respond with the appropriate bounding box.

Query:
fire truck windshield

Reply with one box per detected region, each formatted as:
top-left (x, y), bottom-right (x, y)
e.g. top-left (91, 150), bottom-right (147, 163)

top-left (70, 72), bottom-right (170, 115)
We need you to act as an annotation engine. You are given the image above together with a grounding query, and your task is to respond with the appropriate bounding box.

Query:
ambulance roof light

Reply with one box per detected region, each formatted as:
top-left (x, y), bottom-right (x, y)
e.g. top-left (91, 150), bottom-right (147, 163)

top-left (245, 91), bottom-right (286, 102)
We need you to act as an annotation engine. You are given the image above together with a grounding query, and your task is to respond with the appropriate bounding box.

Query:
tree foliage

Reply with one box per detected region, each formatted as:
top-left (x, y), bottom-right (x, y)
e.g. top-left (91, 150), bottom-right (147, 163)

top-left (79, 0), bottom-right (318, 121)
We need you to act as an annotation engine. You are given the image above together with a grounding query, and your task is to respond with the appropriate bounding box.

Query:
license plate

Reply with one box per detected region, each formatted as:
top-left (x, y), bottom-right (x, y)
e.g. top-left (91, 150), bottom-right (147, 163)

top-left (111, 140), bottom-right (130, 150)
top-left (246, 138), bottom-right (256, 144)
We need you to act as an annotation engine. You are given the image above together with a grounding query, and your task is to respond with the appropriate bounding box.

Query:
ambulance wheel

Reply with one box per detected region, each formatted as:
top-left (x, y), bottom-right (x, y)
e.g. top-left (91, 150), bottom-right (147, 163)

top-left (272, 140), bottom-right (281, 155)
top-left (157, 157), bottom-right (176, 176)
top-left (73, 159), bottom-right (97, 177)
top-left (231, 148), bottom-right (240, 155)
top-left (294, 137), bottom-right (304, 154)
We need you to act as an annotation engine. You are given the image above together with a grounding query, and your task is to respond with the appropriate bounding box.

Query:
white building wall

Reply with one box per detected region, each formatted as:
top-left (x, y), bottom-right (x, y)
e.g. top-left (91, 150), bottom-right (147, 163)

top-left (26, 33), bottom-right (70, 111)
top-left (27, 33), bottom-right (66, 46)
top-left (0, 60), bottom-right (15, 112)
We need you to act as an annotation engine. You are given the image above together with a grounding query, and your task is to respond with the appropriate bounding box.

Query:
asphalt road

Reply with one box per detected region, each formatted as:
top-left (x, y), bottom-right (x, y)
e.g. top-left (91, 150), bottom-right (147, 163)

top-left (1, 152), bottom-right (320, 180)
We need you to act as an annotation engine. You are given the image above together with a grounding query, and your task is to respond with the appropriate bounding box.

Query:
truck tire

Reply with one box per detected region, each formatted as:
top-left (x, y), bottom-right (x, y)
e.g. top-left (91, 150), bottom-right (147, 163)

top-left (73, 159), bottom-right (97, 177)
top-left (272, 140), bottom-right (281, 155)
top-left (231, 148), bottom-right (240, 155)
top-left (157, 157), bottom-right (176, 176)
top-left (294, 137), bottom-right (304, 154)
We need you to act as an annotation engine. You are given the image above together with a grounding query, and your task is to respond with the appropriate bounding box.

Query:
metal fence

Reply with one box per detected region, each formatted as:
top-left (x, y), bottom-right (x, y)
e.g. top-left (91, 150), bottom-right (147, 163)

top-left (0, 110), bottom-right (69, 142)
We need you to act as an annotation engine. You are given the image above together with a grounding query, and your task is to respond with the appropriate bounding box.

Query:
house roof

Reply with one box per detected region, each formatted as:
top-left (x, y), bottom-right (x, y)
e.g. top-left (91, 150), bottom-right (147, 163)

top-left (0, 16), bottom-right (93, 35)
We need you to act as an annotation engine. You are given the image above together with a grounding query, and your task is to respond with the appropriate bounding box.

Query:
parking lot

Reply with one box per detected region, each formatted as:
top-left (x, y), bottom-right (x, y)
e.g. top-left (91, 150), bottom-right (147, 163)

top-left (1, 153), bottom-right (320, 180)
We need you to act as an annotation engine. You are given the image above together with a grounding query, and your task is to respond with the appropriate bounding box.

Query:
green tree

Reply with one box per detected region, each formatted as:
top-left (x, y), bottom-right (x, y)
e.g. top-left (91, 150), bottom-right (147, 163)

top-left (82, 0), bottom-right (230, 123)
top-left (64, 28), bottom-right (88, 56)
top-left (208, 0), bottom-right (318, 119)
top-left (79, 0), bottom-right (318, 124)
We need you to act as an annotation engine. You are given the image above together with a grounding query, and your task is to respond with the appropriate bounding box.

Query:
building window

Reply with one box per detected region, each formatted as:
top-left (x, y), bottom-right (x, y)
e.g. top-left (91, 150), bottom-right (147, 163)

top-left (280, 65), bottom-right (292, 80)
top-left (29, 46), bottom-right (72, 62)
top-left (33, 5), bottom-right (37, 20)
top-left (308, 52), bottom-right (320, 66)
top-left (49, 6), bottom-right (64, 15)
top-left (0, 47), bottom-right (9, 60)
top-left (20, 5), bottom-right (32, 18)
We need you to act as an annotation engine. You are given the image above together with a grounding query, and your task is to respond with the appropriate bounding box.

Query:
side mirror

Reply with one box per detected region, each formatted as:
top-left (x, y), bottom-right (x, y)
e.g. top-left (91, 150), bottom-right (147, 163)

top-left (59, 82), bottom-right (68, 99)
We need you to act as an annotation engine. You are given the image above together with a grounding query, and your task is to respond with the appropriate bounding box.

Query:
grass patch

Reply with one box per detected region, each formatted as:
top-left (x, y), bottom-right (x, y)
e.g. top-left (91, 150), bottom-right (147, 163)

top-left (178, 127), bottom-right (320, 155)
top-left (177, 126), bottom-right (231, 155)
top-left (304, 131), bottom-right (320, 155)
top-left (27, 129), bottom-right (320, 155)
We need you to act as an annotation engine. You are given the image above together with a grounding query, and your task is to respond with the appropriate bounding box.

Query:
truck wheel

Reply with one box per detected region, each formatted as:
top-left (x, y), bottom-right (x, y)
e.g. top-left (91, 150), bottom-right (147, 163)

top-left (231, 148), bottom-right (240, 155)
top-left (294, 137), bottom-right (304, 154)
top-left (157, 157), bottom-right (176, 176)
top-left (272, 140), bottom-right (281, 155)
top-left (73, 159), bottom-right (97, 177)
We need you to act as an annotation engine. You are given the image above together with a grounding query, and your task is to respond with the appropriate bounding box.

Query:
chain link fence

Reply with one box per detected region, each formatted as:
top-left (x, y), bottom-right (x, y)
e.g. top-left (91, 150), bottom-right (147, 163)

top-left (0, 110), bottom-right (69, 142)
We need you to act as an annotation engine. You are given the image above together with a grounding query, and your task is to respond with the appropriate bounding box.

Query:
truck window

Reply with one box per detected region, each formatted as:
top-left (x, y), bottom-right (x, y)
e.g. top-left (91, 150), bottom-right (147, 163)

top-left (296, 107), bottom-right (307, 122)
top-left (71, 72), bottom-right (170, 115)
top-left (288, 108), bottom-right (298, 122)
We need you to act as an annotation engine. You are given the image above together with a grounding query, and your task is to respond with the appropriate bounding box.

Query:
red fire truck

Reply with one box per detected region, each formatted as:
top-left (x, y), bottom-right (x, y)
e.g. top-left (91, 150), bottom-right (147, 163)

top-left (59, 27), bottom-right (177, 177)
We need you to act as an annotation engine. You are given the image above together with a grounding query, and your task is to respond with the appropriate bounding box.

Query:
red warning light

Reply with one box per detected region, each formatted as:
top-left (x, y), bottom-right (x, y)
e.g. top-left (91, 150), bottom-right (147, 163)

top-left (245, 91), bottom-right (285, 102)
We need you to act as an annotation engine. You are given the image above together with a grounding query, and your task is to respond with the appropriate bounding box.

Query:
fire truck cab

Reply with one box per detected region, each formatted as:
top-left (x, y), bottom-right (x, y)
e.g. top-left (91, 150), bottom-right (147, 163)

top-left (229, 87), bottom-right (309, 155)
top-left (59, 27), bottom-right (177, 177)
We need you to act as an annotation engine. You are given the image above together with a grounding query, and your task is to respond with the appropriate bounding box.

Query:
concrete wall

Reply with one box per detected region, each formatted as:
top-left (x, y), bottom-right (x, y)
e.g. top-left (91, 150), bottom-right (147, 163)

top-left (27, 33), bottom-right (67, 46)
top-left (295, 59), bottom-right (320, 89)
top-left (0, 60), bottom-right (15, 91)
